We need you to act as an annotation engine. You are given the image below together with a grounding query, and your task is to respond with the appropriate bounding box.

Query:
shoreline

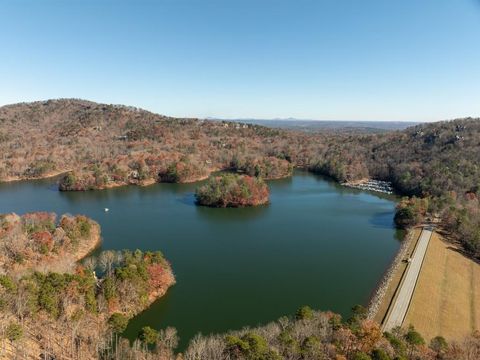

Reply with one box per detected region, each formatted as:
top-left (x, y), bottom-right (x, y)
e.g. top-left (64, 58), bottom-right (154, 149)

top-left (172, 173), bottom-right (211, 184)
top-left (342, 178), bottom-right (395, 195)
top-left (73, 222), bottom-right (102, 261)
top-left (0, 169), bottom-right (71, 184)
top-left (2, 166), bottom-right (296, 191)
top-left (382, 227), bottom-right (433, 331)
top-left (367, 228), bottom-right (417, 321)
top-left (97, 177), bottom-right (158, 190)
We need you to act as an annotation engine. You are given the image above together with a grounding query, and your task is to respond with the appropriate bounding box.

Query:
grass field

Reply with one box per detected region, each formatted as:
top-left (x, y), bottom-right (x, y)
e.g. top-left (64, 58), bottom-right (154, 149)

top-left (403, 232), bottom-right (480, 342)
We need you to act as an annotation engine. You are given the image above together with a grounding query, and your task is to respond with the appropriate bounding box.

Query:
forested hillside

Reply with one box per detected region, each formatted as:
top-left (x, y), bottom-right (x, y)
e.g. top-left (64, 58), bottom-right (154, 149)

top-left (0, 99), bottom-right (299, 189)
top-left (0, 100), bottom-right (479, 257)
top-left (0, 212), bottom-right (175, 359)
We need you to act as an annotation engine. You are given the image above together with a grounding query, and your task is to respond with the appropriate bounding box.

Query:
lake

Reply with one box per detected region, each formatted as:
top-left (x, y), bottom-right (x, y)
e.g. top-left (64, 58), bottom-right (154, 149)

top-left (0, 171), bottom-right (402, 349)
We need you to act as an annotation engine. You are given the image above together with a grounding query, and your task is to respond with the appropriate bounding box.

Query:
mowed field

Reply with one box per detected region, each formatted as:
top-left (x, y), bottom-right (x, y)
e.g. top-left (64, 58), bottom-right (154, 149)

top-left (404, 232), bottom-right (480, 341)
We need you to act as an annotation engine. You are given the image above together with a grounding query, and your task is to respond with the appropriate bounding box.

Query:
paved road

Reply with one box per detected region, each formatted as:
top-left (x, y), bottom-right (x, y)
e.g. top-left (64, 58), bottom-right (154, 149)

top-left (382, 227), bottom-right (433, 331)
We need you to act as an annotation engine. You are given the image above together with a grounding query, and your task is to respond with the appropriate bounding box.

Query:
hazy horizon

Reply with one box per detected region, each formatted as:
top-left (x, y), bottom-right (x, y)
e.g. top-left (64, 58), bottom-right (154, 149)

top-left (1, 98), bottom-right (428, 123)
top-left (206, 116), bottom-right (422, 123)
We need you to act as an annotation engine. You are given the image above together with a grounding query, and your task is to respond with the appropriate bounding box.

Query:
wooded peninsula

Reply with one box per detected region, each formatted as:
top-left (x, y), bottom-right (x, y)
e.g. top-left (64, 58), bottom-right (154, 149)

top-left (0, 212), bottom-right (175, 359)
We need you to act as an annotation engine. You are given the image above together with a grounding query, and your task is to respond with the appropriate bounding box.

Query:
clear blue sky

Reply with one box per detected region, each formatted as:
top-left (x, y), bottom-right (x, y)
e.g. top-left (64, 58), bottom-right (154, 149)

top-left (1, 0), bottom-right (480, 121)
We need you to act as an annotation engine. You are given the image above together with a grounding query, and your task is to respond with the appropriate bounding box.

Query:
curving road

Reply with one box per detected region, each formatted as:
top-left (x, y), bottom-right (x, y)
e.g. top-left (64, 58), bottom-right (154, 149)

top-left (382, 227), bottom-right (433, 331)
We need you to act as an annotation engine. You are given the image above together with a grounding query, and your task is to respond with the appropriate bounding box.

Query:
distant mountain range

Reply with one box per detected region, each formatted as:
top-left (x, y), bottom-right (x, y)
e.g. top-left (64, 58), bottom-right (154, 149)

top-left (206, 118), bottom-right (421, 133)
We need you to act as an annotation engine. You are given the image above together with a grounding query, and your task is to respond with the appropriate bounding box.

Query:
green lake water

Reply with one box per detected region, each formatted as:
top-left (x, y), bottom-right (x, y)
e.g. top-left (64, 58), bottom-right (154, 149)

top-left (0, 171), bottom-right (402, 350)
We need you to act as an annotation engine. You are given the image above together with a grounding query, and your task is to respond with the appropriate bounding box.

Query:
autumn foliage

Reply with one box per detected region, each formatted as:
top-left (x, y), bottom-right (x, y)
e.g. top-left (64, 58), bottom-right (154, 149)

top-left (230, 155), bottom-right (293, 180)
top-left (182, 307), bottom-right (480, 360)
top-left (195, 174), bottom-right (270, 207)
top-left (0, 212), bottom-right (99, 271)
top-left (158, 158), bottom-right (209, 183)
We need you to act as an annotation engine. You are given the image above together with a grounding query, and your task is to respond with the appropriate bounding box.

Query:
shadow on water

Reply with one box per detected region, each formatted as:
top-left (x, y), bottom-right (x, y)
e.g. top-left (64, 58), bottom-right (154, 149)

top-left (266, 174), bottom-right (294, 189)
top-left (47, 181), bottom-right (60, 192)
top-left (394, 228), bottom-right (406, 242)
top-left (369, 211), bottom-right (395, 229)
top-left (63, 184), bottom-right (135, 201)
top-left (60, 182), bottom-right (189, 205)
top-left (178, 193), bottom-right (197, 206)
top-left (195, 202), bottom-right (270, 222)
top-left (60, 188), bottom-right (121, 204)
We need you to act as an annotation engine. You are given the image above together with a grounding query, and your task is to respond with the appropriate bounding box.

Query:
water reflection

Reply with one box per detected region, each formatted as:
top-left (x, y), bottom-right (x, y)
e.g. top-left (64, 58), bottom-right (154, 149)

top-left (195, 202), bottom-right (270, 222)
top-left (369, 211), bottom-right (395, 229)
top-left (178, 193), bottom-right (197, 206)
top-left (0, 172), bottom-right (401, 351)
top-left (266, 174), bottom-right (294, 189)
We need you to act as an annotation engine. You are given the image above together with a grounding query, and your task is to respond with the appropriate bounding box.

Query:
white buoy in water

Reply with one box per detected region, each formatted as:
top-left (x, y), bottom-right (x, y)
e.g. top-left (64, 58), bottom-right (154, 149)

top-left (104, 208), bottom-right (109, 212)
